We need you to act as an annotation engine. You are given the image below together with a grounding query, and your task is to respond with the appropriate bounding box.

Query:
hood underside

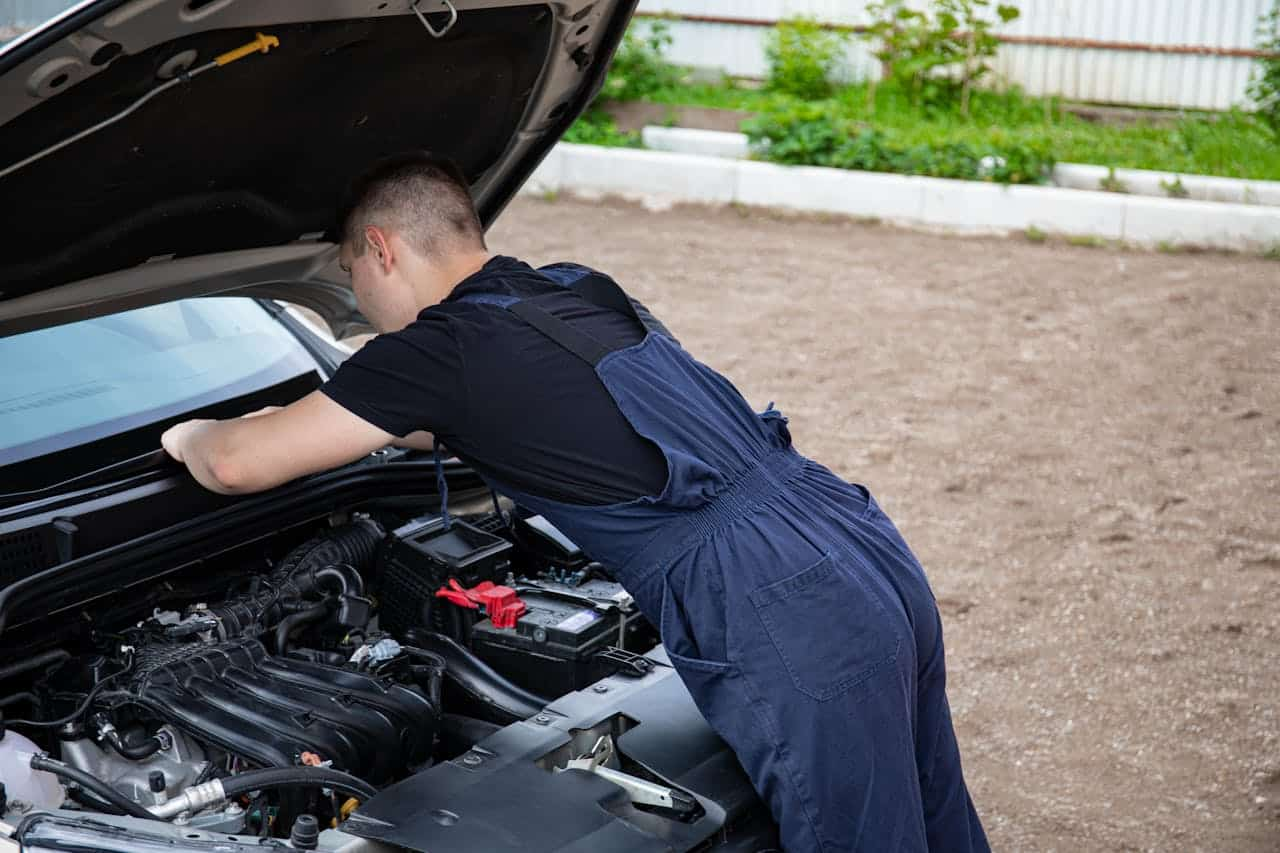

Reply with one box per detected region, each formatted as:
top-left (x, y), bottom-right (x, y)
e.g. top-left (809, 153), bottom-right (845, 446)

top-left (0, 0), bottom-right (634, 337)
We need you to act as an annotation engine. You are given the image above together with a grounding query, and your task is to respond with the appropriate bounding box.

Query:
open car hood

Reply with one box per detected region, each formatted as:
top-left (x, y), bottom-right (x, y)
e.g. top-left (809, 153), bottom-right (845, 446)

top-left (0, 0), bottom-right (634, 338)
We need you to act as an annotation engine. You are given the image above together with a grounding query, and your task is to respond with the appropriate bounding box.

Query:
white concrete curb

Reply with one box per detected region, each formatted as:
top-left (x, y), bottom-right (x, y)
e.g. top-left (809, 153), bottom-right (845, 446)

top-left (633, 125), bottom-right (1280, 208)
top-left (1051, 163), bottom-right (1280, 207)
top-left (522, 143), bottom-right (1280, 252)
top-left (642, 125), bottom-right (751, 159)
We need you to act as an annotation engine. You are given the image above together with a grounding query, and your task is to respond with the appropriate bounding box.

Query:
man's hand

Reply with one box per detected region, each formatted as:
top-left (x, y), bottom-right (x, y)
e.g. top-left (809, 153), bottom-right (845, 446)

top-left (159, 391), bottom-right (395, 495)
top-left (393, 430), bottom-right (436, 451)
top-left (160, 419), bottom-right (214, 463)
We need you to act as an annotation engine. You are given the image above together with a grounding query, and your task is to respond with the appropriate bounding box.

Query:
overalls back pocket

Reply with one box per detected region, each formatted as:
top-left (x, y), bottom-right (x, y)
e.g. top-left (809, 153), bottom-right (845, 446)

top-left (748, 551), bottom-right (902, 702)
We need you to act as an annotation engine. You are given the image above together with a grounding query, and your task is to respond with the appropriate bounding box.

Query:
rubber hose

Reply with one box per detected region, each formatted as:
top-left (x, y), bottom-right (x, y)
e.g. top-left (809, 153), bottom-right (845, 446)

top-left (274, 600), bottom-right (332, 656)
top-left (218, 766), bottom-right (377, 801)
top-left (278, 520), bottom-right (382, 596)
top-left (29, 754), bottom-right (158, 820)
top-left (311, 564), bottom-right (365, 598)
top-left (406, 649), bottom-right (446, 708)
top-left (403, 635), bottom-right (548, 723)
top-left (0, 649), bottom-right (70, 683)
top-left (66, 784), bottom-right (127, 816)
top-left (0, 692), bottom-right (43, 712)
top-left (102, 730), bottom-right (163, 761)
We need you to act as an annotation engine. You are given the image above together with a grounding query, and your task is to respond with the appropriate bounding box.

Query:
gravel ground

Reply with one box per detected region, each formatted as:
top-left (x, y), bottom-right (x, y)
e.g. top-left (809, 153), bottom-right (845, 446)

top-left (488, 196), bottom-right (1280, 852)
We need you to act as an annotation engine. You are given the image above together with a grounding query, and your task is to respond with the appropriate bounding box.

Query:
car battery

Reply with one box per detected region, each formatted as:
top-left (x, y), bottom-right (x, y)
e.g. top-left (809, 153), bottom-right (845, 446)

top-left (469, 591), bottom-right (629, 696)
top-left (378, 516), bottom-right (513, 637)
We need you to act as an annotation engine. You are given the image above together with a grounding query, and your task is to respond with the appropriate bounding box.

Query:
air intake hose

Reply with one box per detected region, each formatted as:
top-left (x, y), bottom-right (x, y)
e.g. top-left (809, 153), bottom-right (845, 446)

top-left (404, 633), bottom-right (548, 724)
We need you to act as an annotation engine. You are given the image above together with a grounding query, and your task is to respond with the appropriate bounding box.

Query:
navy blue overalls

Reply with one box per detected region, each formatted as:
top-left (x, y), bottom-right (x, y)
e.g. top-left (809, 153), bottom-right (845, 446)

top-left (450, 264), bottom-right (988, 852)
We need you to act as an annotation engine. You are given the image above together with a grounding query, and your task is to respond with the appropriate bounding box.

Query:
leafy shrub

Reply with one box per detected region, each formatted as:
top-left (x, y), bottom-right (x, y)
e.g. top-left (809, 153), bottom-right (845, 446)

top-left (600, 20), bottom-right (682, 103)
top-left (763, 17), bottom-right (849, 100)
top-left (1248, 1), bottom-right (1280, 134)
top-left (562, 109), bottom-right (640, 147)
top-left (744, 101), bottom-right (1054, 183)
top-left (861, 0), bottom-right (1020, 114)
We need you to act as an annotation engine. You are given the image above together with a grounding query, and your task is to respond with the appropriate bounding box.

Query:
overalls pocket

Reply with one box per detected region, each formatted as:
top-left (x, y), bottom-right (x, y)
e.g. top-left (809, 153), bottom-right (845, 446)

top-left (658, 574), bottom-right (761, 752)
top-left (748, 550), bottom-right (902, 702)
top-left (660, 571), bottom-right (735, 674)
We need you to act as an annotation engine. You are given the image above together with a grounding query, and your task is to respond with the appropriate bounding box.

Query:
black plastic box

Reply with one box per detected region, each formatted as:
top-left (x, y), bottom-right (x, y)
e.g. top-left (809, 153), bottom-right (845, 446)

top-left (379, 517), bottom-right (512, 637)
top-left (470, 592), bottom-right (625, 696)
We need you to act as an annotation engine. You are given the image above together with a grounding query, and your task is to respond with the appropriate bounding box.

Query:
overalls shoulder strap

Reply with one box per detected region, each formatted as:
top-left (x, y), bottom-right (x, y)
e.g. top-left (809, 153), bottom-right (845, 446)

top-left (506, 265), bottom-right (659, 366)
top-left (538, 263), bottom-right (648, 327)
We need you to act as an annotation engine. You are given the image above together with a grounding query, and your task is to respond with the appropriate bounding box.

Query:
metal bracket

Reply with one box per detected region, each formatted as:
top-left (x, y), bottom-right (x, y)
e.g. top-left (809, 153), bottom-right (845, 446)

top-left (412, 0), bottom-right (458, 39)
top-left (561, 736), bottom-right (697, 814)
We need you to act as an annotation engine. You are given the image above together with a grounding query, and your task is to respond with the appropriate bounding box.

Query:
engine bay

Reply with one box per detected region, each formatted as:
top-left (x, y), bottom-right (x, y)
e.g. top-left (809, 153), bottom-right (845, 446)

top-left (0, 503), bottom-right (675, 846)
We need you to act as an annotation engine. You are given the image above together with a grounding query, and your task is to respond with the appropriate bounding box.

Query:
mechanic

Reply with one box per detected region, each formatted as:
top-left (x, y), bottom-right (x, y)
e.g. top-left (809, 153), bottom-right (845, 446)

top-left (161, 152), bottom-right (988, 852)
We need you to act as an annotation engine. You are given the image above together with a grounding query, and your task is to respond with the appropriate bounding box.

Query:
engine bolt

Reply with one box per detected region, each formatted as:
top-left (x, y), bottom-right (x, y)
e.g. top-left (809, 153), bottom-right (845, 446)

top-left (593, 684), bottom-right (610, 693)
top-left (461, 753), bottom-right (482, 766)
top-left (534, 714), bottom-right (551, 725)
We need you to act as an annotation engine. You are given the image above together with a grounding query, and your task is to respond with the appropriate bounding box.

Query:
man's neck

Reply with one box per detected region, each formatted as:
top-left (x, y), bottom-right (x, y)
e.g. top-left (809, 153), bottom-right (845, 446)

top-left (417, 249), bottom-right (493, 309)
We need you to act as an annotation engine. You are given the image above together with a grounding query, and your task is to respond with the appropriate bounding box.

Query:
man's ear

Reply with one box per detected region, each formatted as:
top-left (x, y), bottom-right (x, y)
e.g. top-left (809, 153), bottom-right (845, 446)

top-left (364, 226), bottom-right (393, 274)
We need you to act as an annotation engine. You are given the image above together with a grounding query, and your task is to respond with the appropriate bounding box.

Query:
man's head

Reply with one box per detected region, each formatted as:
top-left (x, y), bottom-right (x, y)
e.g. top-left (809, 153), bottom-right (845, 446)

top-left (337, 152), bottom-right (489, 333)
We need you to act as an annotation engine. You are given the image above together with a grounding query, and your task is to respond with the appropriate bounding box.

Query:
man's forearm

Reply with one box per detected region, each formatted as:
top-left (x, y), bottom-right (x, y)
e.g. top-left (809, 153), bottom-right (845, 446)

top-left (161, 391), bottom-right (399, 497)
top-left (171, 420), bottom-right (252, 495)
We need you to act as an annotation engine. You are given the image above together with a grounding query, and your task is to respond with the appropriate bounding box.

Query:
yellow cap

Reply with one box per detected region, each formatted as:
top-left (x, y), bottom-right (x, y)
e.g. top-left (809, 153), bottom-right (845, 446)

top-left (214, 32), bottom-right (280, 66)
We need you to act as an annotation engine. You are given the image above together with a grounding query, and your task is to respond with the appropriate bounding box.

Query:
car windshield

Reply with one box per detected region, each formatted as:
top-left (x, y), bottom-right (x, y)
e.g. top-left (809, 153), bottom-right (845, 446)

top-left (0, 298), bottom-right (319, 467)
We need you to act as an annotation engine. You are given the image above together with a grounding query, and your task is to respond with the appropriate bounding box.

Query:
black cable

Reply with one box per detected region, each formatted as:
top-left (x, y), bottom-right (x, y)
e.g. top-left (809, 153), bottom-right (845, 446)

top-left (28, 754), bottom-right (159, 820)
top-left (489, 490), bottom-right (511, 529)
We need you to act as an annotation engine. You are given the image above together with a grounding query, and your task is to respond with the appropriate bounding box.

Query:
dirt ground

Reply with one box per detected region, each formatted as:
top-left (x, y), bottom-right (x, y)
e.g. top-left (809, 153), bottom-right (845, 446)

top-left (487, 196), bottom-right (1280, 852)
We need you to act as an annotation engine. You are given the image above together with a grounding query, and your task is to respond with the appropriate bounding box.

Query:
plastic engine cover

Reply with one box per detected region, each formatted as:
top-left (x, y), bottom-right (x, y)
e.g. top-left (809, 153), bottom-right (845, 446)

top-left (131, 639), bottom-right (436, 784)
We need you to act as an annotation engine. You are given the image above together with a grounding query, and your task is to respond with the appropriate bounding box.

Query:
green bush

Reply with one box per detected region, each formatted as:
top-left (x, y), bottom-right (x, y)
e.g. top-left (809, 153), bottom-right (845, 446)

top-left (763, 17), bottom-right (849, 100)
top-left (861, 0), bottom-right (1020, 114)
top-left (600, 20), bottom-right (682, 103)
top-left (743, 99), bottom-right (1054, 184)
top-left (1248, 0), bottom-right (1280, 134)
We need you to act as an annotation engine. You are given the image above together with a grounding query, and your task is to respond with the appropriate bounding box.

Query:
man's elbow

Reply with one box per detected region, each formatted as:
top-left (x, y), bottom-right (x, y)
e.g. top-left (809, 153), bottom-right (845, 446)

top-left (202, 453), bottom-right (255, 495)
top-left (201, 433), bottom-right (268, 494)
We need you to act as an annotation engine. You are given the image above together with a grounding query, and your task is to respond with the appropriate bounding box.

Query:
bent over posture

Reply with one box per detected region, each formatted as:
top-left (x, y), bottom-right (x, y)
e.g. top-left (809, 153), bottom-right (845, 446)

top-left (163, 153), bottom-right (988, 852)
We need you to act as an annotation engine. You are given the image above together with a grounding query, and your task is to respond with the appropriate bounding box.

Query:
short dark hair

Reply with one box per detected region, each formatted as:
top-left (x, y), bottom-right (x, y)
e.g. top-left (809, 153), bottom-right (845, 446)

top-left (337, 152), bottom-right (485, 258)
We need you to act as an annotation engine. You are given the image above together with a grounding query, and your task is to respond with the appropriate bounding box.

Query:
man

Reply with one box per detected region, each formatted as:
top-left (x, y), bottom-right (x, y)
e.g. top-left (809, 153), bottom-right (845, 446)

top-left (162, 152), bottom-right (987, 852)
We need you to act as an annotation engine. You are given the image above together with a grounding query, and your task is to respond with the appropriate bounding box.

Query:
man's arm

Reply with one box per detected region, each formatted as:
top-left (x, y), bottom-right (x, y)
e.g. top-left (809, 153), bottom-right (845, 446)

top-left (161, 390), bottom-right (395, 495)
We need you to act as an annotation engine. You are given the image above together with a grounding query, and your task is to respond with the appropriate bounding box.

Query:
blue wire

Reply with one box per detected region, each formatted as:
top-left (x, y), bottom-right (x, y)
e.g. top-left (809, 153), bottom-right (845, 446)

top-left (432, 437), bottom-right (452, 530)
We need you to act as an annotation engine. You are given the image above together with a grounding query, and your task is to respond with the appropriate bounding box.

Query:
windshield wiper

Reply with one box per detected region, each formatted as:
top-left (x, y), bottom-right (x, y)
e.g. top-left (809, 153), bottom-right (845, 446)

top-left (0, 449), bottom-right (174, 508)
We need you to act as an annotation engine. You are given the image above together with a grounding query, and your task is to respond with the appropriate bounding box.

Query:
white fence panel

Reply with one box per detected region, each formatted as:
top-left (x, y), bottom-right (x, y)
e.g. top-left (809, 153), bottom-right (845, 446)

top-left (636, 0), bottom-right (1274, 110)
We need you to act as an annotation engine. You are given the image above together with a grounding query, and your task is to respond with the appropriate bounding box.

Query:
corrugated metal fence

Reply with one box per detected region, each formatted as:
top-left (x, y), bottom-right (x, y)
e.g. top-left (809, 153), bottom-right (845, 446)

top-left (2, 1), bottom-right (1274, 109)
top-left (636, 0), bottom-right (1275, 110)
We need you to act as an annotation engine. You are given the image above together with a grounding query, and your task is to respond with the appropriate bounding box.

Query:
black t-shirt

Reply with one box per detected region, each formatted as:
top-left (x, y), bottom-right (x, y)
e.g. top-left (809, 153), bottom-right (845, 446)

top-left (320, 256), bottom-right (670, 505)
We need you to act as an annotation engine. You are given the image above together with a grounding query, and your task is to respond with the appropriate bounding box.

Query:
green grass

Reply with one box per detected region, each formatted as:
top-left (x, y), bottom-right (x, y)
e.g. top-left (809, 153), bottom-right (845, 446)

top-left (561, 108), bottom-right (641, 148)
top-left (587, 77), bottom-right (1280, 182)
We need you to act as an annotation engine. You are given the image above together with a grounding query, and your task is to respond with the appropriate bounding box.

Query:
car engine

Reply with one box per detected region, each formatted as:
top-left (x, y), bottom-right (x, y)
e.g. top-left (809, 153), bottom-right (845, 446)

top-left (0, 508), bottom-right (658, 841)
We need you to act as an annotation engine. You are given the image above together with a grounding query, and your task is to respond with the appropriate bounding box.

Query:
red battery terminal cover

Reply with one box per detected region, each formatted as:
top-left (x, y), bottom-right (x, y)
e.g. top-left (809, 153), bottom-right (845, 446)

top-left (435, 578), bottom-right (527, 629)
